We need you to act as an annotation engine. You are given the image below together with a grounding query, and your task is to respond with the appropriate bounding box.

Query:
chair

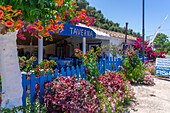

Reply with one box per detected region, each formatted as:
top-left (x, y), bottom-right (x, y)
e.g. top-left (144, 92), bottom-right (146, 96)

top-left (65, 58), bottom-right (72, 60)
top-left (56, 60), bottom-right (65, 69)
top-left (49, 57), bottom-right (58, 61)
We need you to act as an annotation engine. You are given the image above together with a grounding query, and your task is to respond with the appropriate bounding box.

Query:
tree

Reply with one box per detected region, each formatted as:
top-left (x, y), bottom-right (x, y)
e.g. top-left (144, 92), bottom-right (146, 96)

top-left (154, 33), bottom-right (169, 51)
top-left (163, 41), bottom-right (170, 55)
top-left (75, 0), bottom-right (141, 37)
top-left (0, 0), bottom-right (93, 109)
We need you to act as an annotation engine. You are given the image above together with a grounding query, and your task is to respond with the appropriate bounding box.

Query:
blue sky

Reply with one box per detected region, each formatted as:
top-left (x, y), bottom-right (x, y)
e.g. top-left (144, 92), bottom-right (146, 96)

top-left (86, 0), bottom-right (170, 40)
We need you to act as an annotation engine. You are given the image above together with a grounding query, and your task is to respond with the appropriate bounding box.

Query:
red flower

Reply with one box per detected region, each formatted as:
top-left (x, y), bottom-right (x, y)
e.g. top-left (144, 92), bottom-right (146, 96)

top-left (162, 55), bottom-right (165, 58)
top-left (128, 55), bottom-right (132, 58)
top-left (5, 21), bottom-right (14, 27)
top-left (37, 25), bottom-right (44, 31)
top-left (81, 9), bottom-right (86, 14)
top-left (0, 10), bottom-right (4, 18)
top-left (52, 25), bottom-right (58, 30)
top-left (130, 52), bottom-right (134, 55)
top-left (50, 19), bottom-right (54, 23)
top-left (119, 48), bottom-right (123, 52)
top-left (136, 66), bottom-right (139, 68)
top-left (130, 61), bottom-right (132, 64)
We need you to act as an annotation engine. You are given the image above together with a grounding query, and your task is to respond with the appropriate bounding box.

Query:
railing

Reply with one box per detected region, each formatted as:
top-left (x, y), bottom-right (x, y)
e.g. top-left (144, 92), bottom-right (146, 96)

top-left (22, 57), bottom-right (122, 107)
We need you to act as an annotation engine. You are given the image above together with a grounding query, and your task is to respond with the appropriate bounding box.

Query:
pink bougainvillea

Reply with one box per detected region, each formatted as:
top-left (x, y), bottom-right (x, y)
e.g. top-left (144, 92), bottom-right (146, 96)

top-left (134, 37), bottom-right (166, 61)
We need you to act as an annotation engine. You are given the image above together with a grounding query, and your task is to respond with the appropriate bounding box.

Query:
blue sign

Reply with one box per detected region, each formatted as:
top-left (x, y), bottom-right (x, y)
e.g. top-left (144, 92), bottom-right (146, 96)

top-left (155, 58), bottom-right (170, 77)
top-left (49, 23), bottom-right (96, 38)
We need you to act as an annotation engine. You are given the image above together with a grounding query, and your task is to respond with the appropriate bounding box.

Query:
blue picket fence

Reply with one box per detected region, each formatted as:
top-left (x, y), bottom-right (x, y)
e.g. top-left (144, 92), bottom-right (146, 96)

top-left (22, 57), bottom-right (121, 107)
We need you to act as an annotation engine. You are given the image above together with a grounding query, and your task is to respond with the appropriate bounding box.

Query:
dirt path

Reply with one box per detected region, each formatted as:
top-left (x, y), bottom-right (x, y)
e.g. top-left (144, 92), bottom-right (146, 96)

top-left (129, 77), bottom-right (170, 113)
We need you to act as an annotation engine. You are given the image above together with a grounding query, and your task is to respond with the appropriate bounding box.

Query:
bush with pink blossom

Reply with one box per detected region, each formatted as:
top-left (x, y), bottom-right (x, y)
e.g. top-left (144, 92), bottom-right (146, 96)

top-left (134, 37), bottom-right (166, 61)
top-left (43, 76), bottom-right (100, 113)
top-left (137, 71), bottom-right (154, 85)
top-left (97, 71), bottom-right (135, 112)
top-left (146, 63), bottom-right (155, 75)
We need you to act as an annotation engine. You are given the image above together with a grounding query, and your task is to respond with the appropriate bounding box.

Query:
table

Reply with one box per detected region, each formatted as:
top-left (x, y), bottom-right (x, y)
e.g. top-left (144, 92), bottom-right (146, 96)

top-left (56, 59), bottom-right (72, 68)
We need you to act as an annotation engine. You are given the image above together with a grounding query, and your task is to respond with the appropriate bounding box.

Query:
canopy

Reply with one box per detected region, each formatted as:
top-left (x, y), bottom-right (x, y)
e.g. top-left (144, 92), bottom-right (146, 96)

top-left (49, 23), bottom-right (96, 39)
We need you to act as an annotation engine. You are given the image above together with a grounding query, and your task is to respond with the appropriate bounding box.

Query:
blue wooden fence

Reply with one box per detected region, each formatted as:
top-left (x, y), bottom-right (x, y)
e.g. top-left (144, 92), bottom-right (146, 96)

top-left (22, 57), bottom-right (121, 107)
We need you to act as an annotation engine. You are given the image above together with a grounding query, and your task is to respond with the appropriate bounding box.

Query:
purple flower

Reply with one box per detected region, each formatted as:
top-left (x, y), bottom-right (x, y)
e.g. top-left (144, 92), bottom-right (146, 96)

top-left (91, 76), bottom-right (94, 79)
top-left (103, 104), bottom-right (106, 112)
top-left (111, 102), bottom-right (115, 110)
top-left (108, 97), bottom-right (111, 101)
top-left (108, 86), bottom-right (113, 91)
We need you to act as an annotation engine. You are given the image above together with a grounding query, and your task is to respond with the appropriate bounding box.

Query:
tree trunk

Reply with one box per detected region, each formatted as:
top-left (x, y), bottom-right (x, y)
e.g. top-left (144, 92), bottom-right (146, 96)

top-left (0, 30), bottom-right (23, 109)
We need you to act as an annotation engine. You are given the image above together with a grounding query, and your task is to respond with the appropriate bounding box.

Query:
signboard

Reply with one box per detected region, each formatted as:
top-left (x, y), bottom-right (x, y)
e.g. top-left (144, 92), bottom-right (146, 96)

top-left (49, 23), bottom-right (96, 39)
top-left (155, 58), bottom-right (170, 77)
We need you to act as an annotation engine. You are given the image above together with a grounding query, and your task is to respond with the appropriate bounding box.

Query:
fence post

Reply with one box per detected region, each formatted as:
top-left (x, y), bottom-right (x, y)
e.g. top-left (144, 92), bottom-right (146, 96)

top-left (71, 66), bottom-right (75, 77)
top-left (61, 68), bottom-right (65, 77)
top-left (66, 67), bottom-right (70, 77)
top-left (30, 74), bottom-right (36, 106)
top-left (110, 57), bottom-right (112, 71)
top-left (22, 74), bottom-right (27, 107)
top-left (39, 75), bottom-right (44, 104)
top-left (118, 58), bottom-right (121, 71)
top-left (47, 73), bottom-right (52, 82)
top-left (76, 65), bottom-right (79, 80)
top-left (116, 58), bottom-right (118, 72)
top-left (54, 68), bottom-right (58, 79)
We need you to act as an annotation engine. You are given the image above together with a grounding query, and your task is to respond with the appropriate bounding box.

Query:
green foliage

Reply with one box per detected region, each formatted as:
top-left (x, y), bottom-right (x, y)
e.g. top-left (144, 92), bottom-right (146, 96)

top-left (163, 41), bottom-right (170, 55)
top-left (33, 59), bottom-right (56, 76)
top-left (0, 103), bottom-right (47, 113)
top-left (121, 50), bottom-right (143, 82)
top-left (19, 56), bottom-right (37, 73)
top-left (75, 45), bottom-right (103, 83)
top-left (19, 56), bottom-right (56, 76)
top-left (0, 0), bottom-right (78, 24)
top-left (154, 33), bottom-right (169, 51)
top-left (102, 43), bottom-right (123, 58)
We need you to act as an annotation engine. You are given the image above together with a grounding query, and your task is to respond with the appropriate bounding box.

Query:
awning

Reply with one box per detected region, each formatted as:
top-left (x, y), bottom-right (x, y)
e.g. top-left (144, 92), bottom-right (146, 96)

top-left (49, 23), bottom-right (96, 39)
top-left (17, 23), bottom-right (96, 46)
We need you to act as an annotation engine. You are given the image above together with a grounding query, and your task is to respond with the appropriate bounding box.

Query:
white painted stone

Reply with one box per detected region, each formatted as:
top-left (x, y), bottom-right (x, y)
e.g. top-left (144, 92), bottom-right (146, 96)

top-left (0, 31), bottom-right (23, 109)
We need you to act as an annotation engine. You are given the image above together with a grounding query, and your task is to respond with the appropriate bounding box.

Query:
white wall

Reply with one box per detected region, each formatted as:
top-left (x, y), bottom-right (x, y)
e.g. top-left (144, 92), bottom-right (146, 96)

top-left (101, 37), bottom-right (135, 58)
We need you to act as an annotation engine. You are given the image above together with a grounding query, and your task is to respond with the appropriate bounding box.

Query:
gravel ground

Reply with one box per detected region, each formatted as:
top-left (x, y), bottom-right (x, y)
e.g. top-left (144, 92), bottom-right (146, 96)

top-left (129, 76), bottom-right (170, 113)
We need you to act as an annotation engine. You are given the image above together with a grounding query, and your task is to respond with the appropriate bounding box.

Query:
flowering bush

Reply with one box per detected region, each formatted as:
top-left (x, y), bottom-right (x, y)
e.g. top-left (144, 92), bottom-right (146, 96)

top-left (19, 56), bottom-right (37, 73)
top-left (137, 71), bottom-right (154, 85)
top-left (75, 45), bottom-right (103, 82)
top-left (0, 5), bottom-right (23, 32)
top-left (33, 59), bottom-right (56, 76)
top-left (134, 37), bottom-right (166, 61)
top-left (44, 76), bottom-right (100, 113)
top-left (121, 50), bottom-right (144, 83)
top-left (146, 63), bottom-right (155, 75)
top-left (19, 57), bottom-right (56, 76)
top-left (0, 1), bottom-right (95, 38)
top-left (97, 71), bottom-right (135, 112)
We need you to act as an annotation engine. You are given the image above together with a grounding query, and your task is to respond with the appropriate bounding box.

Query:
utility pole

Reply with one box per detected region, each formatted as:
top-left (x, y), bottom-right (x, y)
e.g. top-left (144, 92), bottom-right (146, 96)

top-left (123, 22), bottom-right (128, 59)
top-left (125, 22), bottom-right (128, 44)
top-left (142, 0), bottom-right (145, 62)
